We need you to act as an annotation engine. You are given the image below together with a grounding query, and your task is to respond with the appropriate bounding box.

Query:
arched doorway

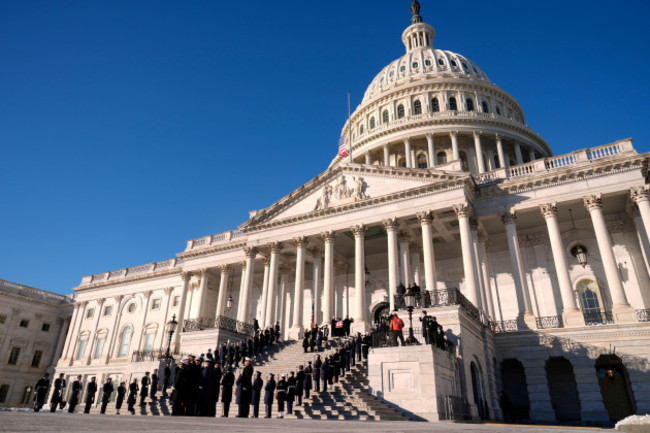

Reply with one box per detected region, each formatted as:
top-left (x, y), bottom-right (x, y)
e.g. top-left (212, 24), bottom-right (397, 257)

top-left (471, 361), bottom-right (488, 420)
top-left (372, 302), bottom-right (390, 325)
top-left (545, 357), bottom-right (581, 422)
top-left (595, 354), bottom-right (635, 422)
top-left (500, 359), bottom-right (530, 422)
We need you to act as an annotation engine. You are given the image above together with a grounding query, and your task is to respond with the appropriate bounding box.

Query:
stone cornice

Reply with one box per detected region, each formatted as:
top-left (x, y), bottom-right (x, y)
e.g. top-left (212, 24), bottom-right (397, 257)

top-left (75, 268), bottom-right (182, 293)
top-left (177, 240), bottom-right (247, 260)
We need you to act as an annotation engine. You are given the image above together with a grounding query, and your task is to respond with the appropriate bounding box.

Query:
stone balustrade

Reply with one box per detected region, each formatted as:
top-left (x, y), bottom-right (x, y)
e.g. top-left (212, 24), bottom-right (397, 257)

top-left (182, 314), bottom-right (254, 336)
top-left (81, 258), bottom-right (183, 285)
top-left (0, 279), bottom-right (69, 303)
top-left (184, 229), bottom-right (244, 251)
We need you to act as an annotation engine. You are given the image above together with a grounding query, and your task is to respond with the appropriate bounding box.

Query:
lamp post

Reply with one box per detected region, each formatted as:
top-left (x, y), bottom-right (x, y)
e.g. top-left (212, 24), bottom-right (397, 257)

top-left (226, 295), bottom-right (234, 312)
top-left (571, 245), bottom-right (588, 268)
top-left (403, 289), bottom-right (419, 345)
top-left (165, 314), bottom-right (178, 360)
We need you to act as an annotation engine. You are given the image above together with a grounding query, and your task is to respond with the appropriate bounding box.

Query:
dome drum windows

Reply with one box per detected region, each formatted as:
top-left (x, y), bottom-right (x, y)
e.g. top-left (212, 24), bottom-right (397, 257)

top-left (382, 110), bottom-right (389, 123)
top-left (369, 117), bottom-right (376, 129)
top-left (431, 97), bottom-right (440, 112)
top-left (466, 98), bottom-right (475, 112)
top-left (397, 104), bottom-right (405, 119)
top-left (449, 97), bottom-right (458, 111)
top-left (413, 100), bottom-right (422, 115)
top-left (359, 125), bottom-right (365, 134)
top-left (436, 151), bottom-right (447, 164)
top-left (417, 153), bottom-right (428, 169)
top-left (481, 101), bottom-right (489, 113)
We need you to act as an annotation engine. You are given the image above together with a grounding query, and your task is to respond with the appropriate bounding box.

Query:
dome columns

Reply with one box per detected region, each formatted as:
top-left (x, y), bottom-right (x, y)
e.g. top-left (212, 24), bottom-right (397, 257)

top-left (450, 131), bottom-right (460, 161)
top-left (495, 134), bottom-right (507, 168)
top-left (473, 131), bottom-right (485, 174)
top-left (403, 138), bottom-right (413, 168)
top-left (426, 134), bottom-right (435, 167)
top-left (514, 143), bottom-right (524, 165)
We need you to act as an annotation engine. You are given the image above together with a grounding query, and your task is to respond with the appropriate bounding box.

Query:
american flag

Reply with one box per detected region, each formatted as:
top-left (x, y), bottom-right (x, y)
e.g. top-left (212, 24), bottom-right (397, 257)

top-left (338, 135), bottom-right (349, 158)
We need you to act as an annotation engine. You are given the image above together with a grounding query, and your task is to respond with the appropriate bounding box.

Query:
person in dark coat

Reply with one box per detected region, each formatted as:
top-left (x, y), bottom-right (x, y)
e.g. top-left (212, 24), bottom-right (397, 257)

top-left (68, 375), bottom-right (83, 413)
top-left (327, 356), bottom-right (335, 389)
top-left (197, 360), bottom-right (214, 416)
top-left (211, 362), bottom-right (222, 416)
top-left (83, 377), bottom-right (97, 414)
top-left (220, 342), bottom-right (228, 366)
top-left (303, 361), bottom-right (313, 399)
top-left (302, 334), bottom-right (309, 353)
top-left (115, 381), bottom-right (126, 415)
top-left (221, 366), bottom-right (235, 417)
top-left (171, 362), bottom-right (188, 416)
top-left (343, 316), bottom-right (351, 337)
top-left (150, 369), bottom-right (159, 400)
top-left (321, 357), bottom-right (329, 391)
top-left (295, 366), bottom-right (305, 406)
top-left (251, 371), bottom-right (263, 418)
top-left (127, 378), bottom-right (138, 414)
top-left (313, 355), bottom-right (322, 392)
top-left (100, 378), bottom-right (114, 414)
top-left (286, 371), bottom-right (296, 415)
top-left (275, 374), bottom-right (287, 418)
top-left (235, 358), bottom-right (253, 417)
top-left (140, 372), bottom-right (150, 406)
top-left (50, 373), bottom-right (66, 412)
top-left (163, 363), bottom-right (172, 396)
top-left (264, 373), bottom-right (276, 419)
top-left (33, 373), bottom-right (50, 412)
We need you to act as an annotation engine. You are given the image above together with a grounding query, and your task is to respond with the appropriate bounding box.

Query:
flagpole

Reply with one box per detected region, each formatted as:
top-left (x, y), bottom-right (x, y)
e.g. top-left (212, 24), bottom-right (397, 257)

top-left (348, 90), bottom-right (352, 163)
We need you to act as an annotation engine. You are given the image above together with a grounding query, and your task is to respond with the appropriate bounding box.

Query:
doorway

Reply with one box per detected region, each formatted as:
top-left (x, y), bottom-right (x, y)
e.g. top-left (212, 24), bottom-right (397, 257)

top-left (545, 357), bottom-right (581, 422)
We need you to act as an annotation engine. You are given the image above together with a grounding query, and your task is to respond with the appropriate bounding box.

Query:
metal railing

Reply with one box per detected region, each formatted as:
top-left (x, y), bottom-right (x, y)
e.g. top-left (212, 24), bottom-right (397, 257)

top-left (535, 315), bottom-right (563, 329)
top-left (393, 288), bottom-right (482, 324)
top-left (637, 309), bottom-right (650, 322)
top-left (183, 315), bottom-right (254, 336)
top-left (489, 319), bottom-right (520, 333)
top-left (584, 311), bottom-right (614, 326)
top-left (439, 395), bottom-right (472, 421)
top-left (370, 327), bottom-right (454, 353)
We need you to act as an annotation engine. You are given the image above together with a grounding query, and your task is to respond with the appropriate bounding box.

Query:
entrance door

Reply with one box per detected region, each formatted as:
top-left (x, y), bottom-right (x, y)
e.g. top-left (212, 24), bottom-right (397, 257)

top-left (545, 357), bottom-right (581, 422)
top-left (500, 358), bottom-right (530, 421)
top-left (595, 354), bottom-right (635, 422)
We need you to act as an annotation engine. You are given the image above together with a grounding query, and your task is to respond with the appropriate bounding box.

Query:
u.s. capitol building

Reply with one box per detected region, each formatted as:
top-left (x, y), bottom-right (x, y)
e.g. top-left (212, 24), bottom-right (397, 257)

top-left (52, 1), bottom-right (650, 425)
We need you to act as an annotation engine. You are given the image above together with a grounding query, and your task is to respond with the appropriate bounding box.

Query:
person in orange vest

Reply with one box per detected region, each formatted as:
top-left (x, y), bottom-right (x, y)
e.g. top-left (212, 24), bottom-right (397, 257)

top-left (389, 314), bottom-right (405, 346)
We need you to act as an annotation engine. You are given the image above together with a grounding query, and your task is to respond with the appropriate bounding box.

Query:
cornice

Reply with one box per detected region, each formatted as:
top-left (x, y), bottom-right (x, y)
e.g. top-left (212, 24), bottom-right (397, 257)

top-left (177, 240), bottom-right (247, 259)
top-left (75, 268), bottom-right (182, 293)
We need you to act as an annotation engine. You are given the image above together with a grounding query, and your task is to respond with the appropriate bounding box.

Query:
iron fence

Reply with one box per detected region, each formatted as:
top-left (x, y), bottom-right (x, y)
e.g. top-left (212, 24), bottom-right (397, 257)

top-left (583, 311), bottom-right (614, 326)
top-left (489, 319), bottom-right (519, 333)
top-left (370, 327), bottom-right (454, 353)
top-left (637, 309), bottom-right (650, 322)
top-left (393, 288), bottom-right (482, 323)
top-left (535, 315), bottom-right (563, 329)
top-left (439, 395), bottom-right (471, 421)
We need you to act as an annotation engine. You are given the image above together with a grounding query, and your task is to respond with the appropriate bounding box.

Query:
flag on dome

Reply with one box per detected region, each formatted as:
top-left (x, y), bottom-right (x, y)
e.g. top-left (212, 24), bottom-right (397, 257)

top-left (338, 135), bottom-right (349, 158)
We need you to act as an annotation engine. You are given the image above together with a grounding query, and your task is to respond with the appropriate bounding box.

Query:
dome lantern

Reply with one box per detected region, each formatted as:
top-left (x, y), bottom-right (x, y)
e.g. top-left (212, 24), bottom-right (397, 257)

top-left (402, 1), bottom-right (435, 53)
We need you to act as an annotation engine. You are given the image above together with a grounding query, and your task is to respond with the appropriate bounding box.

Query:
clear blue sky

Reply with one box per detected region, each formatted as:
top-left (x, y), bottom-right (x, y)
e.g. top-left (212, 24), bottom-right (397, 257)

top-left (1, 1), bottom-right (648, 295)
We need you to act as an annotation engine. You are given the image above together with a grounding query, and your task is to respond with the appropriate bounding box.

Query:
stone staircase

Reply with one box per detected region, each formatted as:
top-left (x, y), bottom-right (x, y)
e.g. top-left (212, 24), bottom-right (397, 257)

top-left (79, 338), bottom-right (410, 421)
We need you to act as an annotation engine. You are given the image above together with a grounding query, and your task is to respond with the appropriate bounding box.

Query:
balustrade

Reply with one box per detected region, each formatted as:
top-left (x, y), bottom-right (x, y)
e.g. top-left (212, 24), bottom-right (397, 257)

top-left (535, 315), bottom-right (563, 329)
top-left (637, 309), bottom-right (650, 322)
top-left (583, 311), bottom-right (614, 326)
top-left (183, 315), bottom-right (254, 336)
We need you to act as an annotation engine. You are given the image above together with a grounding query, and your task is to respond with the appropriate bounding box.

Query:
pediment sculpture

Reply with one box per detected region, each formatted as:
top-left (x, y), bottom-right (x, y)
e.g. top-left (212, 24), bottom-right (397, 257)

top-left (315, 176), bottom-right (368, 210)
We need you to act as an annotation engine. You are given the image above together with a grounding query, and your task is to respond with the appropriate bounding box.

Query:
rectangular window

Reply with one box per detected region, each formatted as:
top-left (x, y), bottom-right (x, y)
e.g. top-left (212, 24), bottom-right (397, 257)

top-left (86, 308), bottom-right (95, 319)
top-left (19, 319), bottom-right (29, 328)
top-left (76, 339), bottom-right (87, 361)
top-left (21, 386), bottom-right (32, 405)
top-left (8, 347), bottom-right (21, 365)
top-left (172, 296), bottom-right (180, 307)
top-left (31, 350), bottom-right (43, 368)
top-left (0, 314), bottom-right (6, 324)
top-left (103, 305), bottom-right (112, 316)
top-left (151, 298), bottom-right (161, 310)
top-left (41, 323), bottom-right (50, 332)
top-left (0, 384), bottom-right (9, 403)
top-left (94, 337), bottom-right (105, 359)
top-left (143, 333), bottom-right (155, 354)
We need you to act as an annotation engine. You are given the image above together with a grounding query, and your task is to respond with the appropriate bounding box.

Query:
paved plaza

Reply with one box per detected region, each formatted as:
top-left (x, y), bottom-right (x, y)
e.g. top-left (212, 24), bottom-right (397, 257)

top-left (0, 412), bottom-right (614, 433)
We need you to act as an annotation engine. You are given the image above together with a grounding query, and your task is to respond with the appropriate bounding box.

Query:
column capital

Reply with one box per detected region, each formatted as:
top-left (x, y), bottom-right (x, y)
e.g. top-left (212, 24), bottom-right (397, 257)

top-left (473, 130), bottom-right (481, 139)
top-left (261, 255), bottom-right (271, 266)
top-left (539, 202), bottom-right (558, 219)
top-left (114, 294), bottom-right (124, 303)
top-left (244, 246), bottom-right (258, 258)
top-left (495, 133), bottom-right (501, 140)
top-left (240, 260), bottom-right (247, 270)
top-left (425, 132), bottom-right (434, 140)
top-left (450, 131), bottom-right (458, 138)
top-left (501, 210), bottom-right (517, 225)
top-left (416, 210), bottom-right (434, 225)
top-left (583, 194), bottom-right (603, 211)
top-left (382, 217), bottom-right (399, 231)
top-left (469, 217), bottom-right (479, 231)
top-left (294, 236), bottom-right (308, 248)
top-left (180, 271), bottom-right (192, 281)
top-left (219, 264), bottom-right (233, 275)
top-left (453, 203), bottom-right (472, 218)
top-left (630, 185), bottom-right (650, 204)
top-left (308, 246), bottom-right (322, 258)
top-left (477, 230), bottom-right (488, 242)
top-left (403, 137), bottom-right (411, 144)
top-left (143, 290), bottom-right (153, 299)
top-left (351, 224), bottom-right (367, 237)
top-left (269, 242), bottom-right (283, 253)
top-left (279, 263), bottom-right (293, 274)
top-left (164, 286), bottom-right (174, 295)
top-left (321, 230), bottom-right (337, 243)
top-left (398, 231), bottom-right (411, 243)
top-left (77, 300), bottom-right (88, 308)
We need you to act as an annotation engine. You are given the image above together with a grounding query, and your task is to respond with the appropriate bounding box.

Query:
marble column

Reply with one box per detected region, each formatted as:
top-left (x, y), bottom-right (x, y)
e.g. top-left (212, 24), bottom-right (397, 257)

top-left (473, 131), bottom-right (485, 173)
top-left (321, 231), bottom-right (336, 326)
top-left (383, 144), bottom-right (390, 166)
top-left (50, 316), bottom-right (70, 367)
top-left (529, 149), bottom-right (536, 161)
top-left (477, 231), bottom-right (495, 318)
top-left (259, 256), bottom-right (271, 325)
top-left (450, 131), bottom-right (460, 161)
top-left (539, 203), bottom-right (584, 326)
top-left (583, 194), bottom-right (636, 323)
top-left (310, 247), bottom-right (322, 328)
top-left (290, 237), bottom-right (308, 338)
top-left (399, 232), bottom-right (412, 286)
top-left (514, 143), bottom-right (524, 165)
top-left (173, 273), bottom-right (191, 351)
top-left (158, 286), bottom-right (174, 350)
top-left (426, 134), bottom-right (435, 167)
top-left (495, 134), bottom-right (506, 168)
top-left (85, 299), bottom-right (105, 364)
top-left (277, 266), bottom-right (290, 333)
top-left (352, 224), bottom-right (368, 333)
top-left (410, 247), bottom-right (421, 287)
top-left (470, 220), bottom-right (486, 311)
top-left (134, 290), bottom-right (153, 355)
top-left (502, 211), bottom-right (535, 328)
top-left (215, 265), bottom-right (232, 318)
top-left (365, 152), bottom-right (371, 165)
top-left (237, 247), bottom-right (257, 323)
top-left (417, 211), bottom-right (437, 293)
top-left (62, 302), bottom-right (83, 360)
top-left (453, 204), bottom-right (480, 308)
top-left (104, 295), bottom-right (124, 363)
top-left (631, 186), bottom-right (650, 266)
top-left (629, 204), bottom-right (650, 273)
top-left (383, 218), bottom-right (400, 311)
top-left (195, 270), bottom-right (209, 318)
top-left (265, 242), bottom-right (282, 327)
top-left (404, 138), bottom-right (413, 168)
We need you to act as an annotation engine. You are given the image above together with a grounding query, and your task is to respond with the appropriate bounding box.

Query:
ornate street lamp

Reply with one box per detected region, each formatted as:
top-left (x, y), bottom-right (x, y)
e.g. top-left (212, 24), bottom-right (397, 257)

top-left (165, 314), bottom-right (178, 360)
top-left (226, 295), bottom-right (234, 312)
top-left (403, 289), bottom-right (419, 345)
top-left (571, 244), bottom-right (588, 268)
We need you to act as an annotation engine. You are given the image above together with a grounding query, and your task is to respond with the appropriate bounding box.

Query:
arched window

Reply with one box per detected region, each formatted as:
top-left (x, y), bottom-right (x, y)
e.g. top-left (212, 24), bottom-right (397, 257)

top-left (417, 153), bottom-right (428, 168)
top-left (576, 279), bottom-right (605, 324)
top-left (496, 105), bottom-right (501, 115)
top-left (397, 104), bottom-right (405, 119)
top-left (481, 101), bottom-right (489, 113)
top-left (449, 97), bottom-right (457, 111)
top-left (460, 151), bottom-right (469, 171)
top-left (413, 100), bottom-right (422, 115)
top-left (118, 326), bottom-right (132, 358)
top-left (431, 97), bottom-right (440, 112)
top-left (369, 117), bottom-right (376, 129)
top-left (466, 98), bottom-right (475, 112)
top-left (436, 151), bottom-right (447, 164)
top-left (359, 125), bottom-right (364, 135)
top-left (397, 157), bottom-right (407, 167)
top-left (382, 110), bottom-right (389, 123)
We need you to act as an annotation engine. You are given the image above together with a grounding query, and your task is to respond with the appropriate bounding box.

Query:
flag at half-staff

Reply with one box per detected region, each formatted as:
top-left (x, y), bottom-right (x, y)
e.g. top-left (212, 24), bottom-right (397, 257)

top-left (338, 135), bottom-right (349, 158)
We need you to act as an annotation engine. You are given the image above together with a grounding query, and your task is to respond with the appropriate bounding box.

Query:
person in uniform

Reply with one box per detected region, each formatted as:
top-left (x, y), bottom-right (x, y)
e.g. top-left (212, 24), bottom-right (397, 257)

top-left (286, 371), bottom-right (296, 415)
top-left (236, 357), bottom-right (253, 417)
top-left (115, 381), bottom-right (126, 415)
top-left (127, 378), bottom-right (139, 414)
top-left (33, 373), bottom-right (50, 412)
top-left (83, 377), bottom-right (97, 414)
top-left (320, 356), bottom-right (329, 391)
top-left (150, 369), bottom-right (159, 400)
top-left (295, 365), bottom-right (305, 406)
top-left (263, 373), bottom-right (276, 419)
top-left (197, 360), bottom-right (214, 416)
top-left (162, 363), bottom-right (172, 397)
top-left (139, 371), bottom-right (150, 406)
top-left (68, 375), bottom-right (83, 413)
top-left (275, 374), bottom-right (287, 418)
top-left (303, 361), bottom-right (313, 400)
top-left (100, 378), bottom-right (114, 414)
top-left (50, 373), bottom-right (66, 412)
top-left (313, 355), bottom-right (322, 392)
top-left (251, 371), bottom-right (263, 418)
top-left (211, 362), bottom-right (222, 417)
top-left (171, 361), bottom-right (187, 416)
top-left (221, 365), bottom-right (235, 417)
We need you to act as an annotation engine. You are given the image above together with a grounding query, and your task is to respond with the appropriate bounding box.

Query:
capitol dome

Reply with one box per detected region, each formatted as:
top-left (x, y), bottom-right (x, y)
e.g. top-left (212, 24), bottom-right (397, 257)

top-left (330, 1), bottom-right (551, 173)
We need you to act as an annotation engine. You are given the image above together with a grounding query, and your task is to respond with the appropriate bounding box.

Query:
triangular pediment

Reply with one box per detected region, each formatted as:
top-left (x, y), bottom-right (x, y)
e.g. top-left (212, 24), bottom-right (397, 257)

top-left (240, 164), bottom-right (468, 232)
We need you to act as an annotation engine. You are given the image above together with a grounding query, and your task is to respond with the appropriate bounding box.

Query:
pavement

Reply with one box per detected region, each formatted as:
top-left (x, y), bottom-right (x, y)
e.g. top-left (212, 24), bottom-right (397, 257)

top-left (0, 411), bottom-right (614, 433)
